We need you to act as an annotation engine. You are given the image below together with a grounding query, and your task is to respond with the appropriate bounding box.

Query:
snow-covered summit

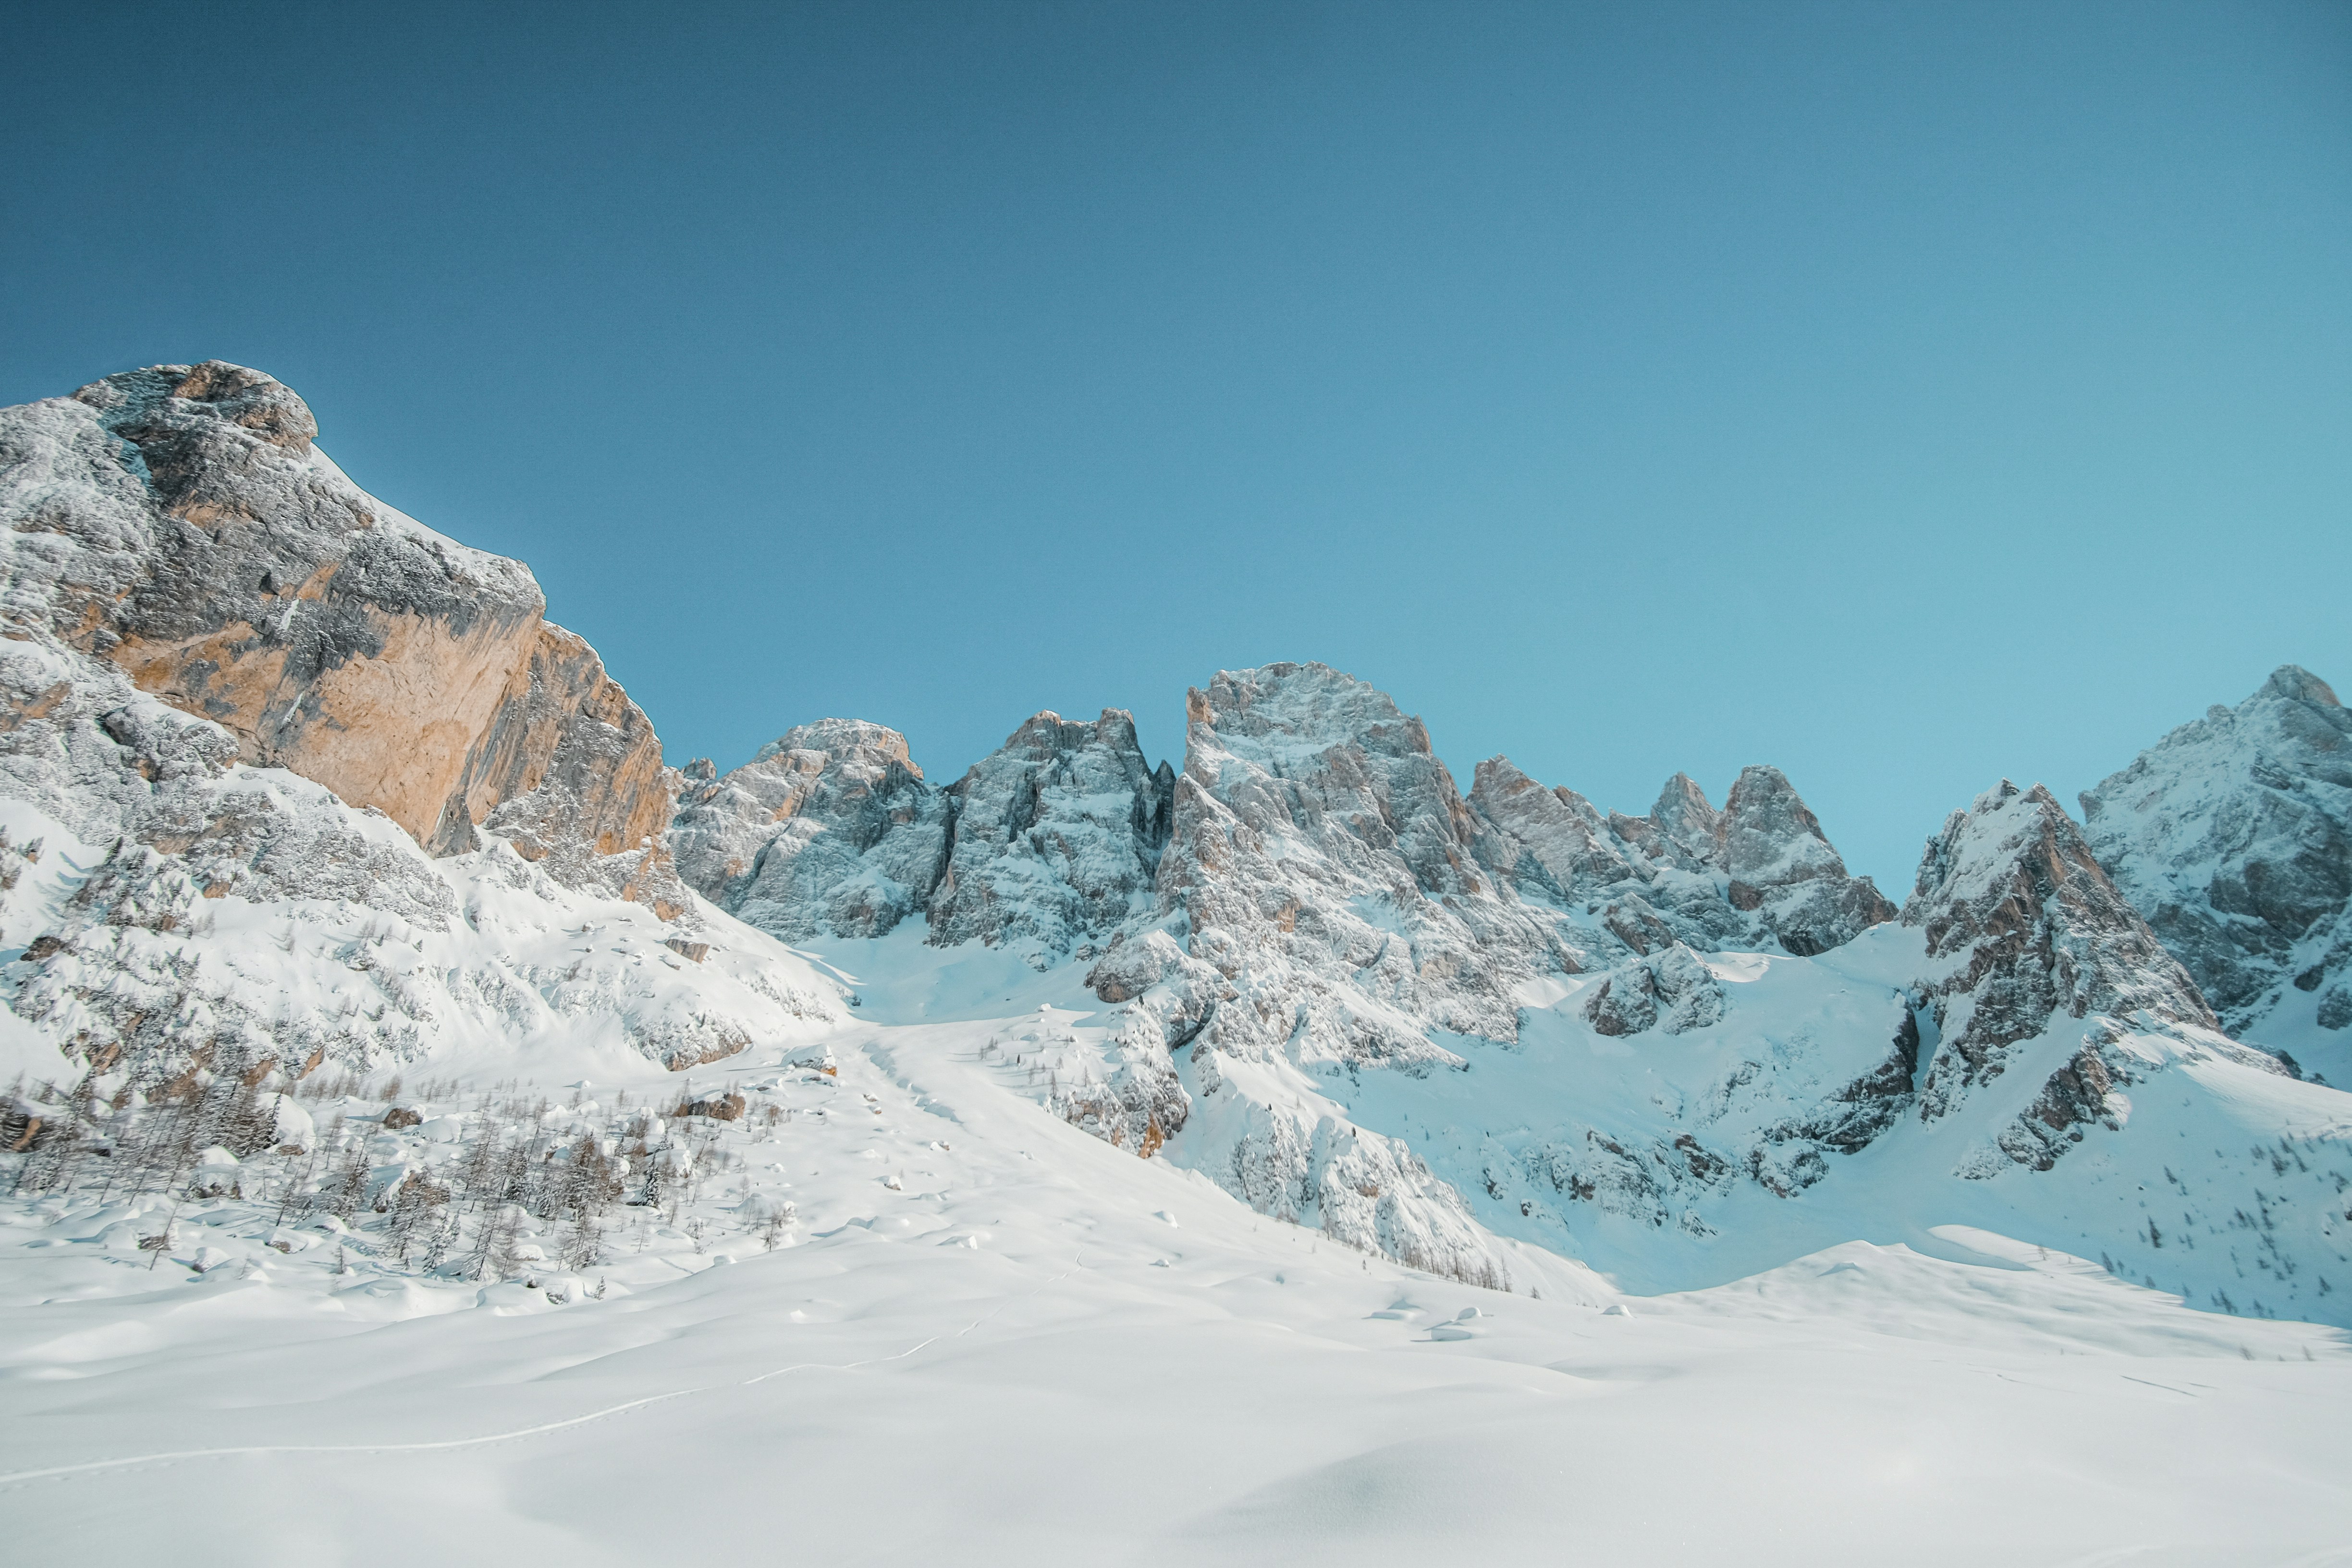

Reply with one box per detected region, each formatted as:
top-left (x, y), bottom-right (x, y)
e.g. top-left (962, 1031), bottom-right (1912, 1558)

top-left (670, 718), bottom-right (949, 941)
top-left (1467, 754), bottom-right (1892, 961)
top-left (2082, 665), bottom-right (2352, 1062)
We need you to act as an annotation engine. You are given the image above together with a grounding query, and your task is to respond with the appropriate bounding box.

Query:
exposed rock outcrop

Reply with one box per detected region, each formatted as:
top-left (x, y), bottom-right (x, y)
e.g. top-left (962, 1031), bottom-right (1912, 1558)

top-left (2082, 665), bottom-right (2352, 1042)
top-left (1580, 944), bottom-right (1727, 1037)
top-left (929, 710), bottom-right (1173, 961)
top-left (1900, 780), bottom-right (2273, 1172)
top-left (673, 707), bottom-right (1176, 966)
top-left (1465, 758), bottom-right (1642, 903)
top-left (0, 363), bottom-right (674, 902)
top-left (668, 719), bottom-right (950, 941)
top-left (1142, 662), bottom-right (1569, 1072)
top-left (1469, 757), bottom-right (1891, 964)
top-left (1720, 765), bottom-right (1899, 956)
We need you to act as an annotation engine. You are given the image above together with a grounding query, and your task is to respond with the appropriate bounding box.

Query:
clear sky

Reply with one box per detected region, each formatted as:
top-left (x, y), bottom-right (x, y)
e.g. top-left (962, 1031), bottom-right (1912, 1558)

top-left (4, 2), bottom-right (2347, 890)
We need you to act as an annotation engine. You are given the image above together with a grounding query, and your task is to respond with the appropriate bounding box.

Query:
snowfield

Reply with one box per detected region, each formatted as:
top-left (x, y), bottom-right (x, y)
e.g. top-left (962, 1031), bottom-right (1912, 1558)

top-left (5, 921), bottom-right (2350, 1564)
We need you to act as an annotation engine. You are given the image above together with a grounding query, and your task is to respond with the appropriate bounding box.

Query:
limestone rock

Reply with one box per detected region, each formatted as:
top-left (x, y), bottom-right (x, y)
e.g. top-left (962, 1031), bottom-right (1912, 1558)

top-left (445, 625), bottom-right (674, 862)
top-left (668, 719), bottom-right (950, 941)
top-left (0, 363), bottom-right (680, 907)
top-left (928, 709), bottom-right (1172, 961)
top-left (2081, 665), bottom-right (2352, 1043)
top-left (1719, 765), bottom-right (1898, 956)
top-left (4, 365), bottom-right (540, 843)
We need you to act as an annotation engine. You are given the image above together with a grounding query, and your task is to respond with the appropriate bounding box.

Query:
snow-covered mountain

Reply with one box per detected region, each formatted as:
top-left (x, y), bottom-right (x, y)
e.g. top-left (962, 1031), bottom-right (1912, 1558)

top-left (2, 365), bottom-right (2345, 1320)
top-left (4, 362), bottom-right (2350, 1559)
top-left (2082, 664), bottom-right (2352, 1077)
top-left (0, 364), bottom-right (2333, 1298)
top-left (0, 363), bottom-right (836, 1093)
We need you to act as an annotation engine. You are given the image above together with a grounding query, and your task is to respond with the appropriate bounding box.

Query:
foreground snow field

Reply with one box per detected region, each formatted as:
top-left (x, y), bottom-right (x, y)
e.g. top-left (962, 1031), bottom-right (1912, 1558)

top-left (6, 965), bottom-right (2350, 1565)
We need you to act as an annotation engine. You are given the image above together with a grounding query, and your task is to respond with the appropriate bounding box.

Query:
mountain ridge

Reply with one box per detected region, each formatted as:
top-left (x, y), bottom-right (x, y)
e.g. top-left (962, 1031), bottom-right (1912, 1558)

top-left (1, 361), bottom-right (2345, 1329)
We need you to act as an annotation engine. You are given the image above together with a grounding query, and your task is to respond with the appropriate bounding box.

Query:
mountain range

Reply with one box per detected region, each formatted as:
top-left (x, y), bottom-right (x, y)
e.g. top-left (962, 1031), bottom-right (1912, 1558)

top-left (3, 361), bottom-right (2348, 1328)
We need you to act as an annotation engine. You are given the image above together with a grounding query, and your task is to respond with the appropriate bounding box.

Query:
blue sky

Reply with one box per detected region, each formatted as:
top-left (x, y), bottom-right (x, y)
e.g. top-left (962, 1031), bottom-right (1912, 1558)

top-left (5, 2), bottom-right (2346, 889)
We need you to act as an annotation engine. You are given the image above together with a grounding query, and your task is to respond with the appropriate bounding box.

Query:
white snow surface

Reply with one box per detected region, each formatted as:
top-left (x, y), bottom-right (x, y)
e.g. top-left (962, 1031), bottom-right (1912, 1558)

top-left (4, 953), bottom-right (2350, 1564)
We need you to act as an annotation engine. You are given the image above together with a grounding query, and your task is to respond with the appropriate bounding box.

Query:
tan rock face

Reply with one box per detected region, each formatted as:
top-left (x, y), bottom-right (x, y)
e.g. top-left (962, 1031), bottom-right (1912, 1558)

top-left (109, 599), bottom-right (542, 847)
top-left (444, 624), bottom-right (673, 861)
top-left (0, 361), bottom-right (682, 912)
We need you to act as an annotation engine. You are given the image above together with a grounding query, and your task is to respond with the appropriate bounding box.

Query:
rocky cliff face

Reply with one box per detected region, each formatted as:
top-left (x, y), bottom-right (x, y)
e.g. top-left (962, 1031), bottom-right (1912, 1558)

top-left (1721, 766), bottom-right (1900, 956)
top-left (1900, 780), bottom-right (2269, 1170)
top-left (929, 709), bottom-right (1172, 959)
top-left (667, 719), bottom-right (950, 942)
top-left (1128, 663), bottom-right (1571, 1071)
top-left (670, 707), bottom-right (1173, 963)
top-left (0, 363), bottom-right (675, 897)
top-left (2082, 666), bottom-right (2352, 1050)
top-left (1468, 756), bottom-right (1892, 967)
top-left (0, 365), bottom-right (831, 1090)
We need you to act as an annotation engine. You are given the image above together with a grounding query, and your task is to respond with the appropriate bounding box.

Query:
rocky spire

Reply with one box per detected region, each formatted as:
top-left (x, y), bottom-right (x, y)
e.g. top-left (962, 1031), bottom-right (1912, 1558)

top-left (1608, 772), bottom-right (1725, 873)
top-left (1472, 757), bottom-right (1890, 963)
top-left (1720, 765), bottom-right (1898, 956)
top-left (1140, 662), bottom-right (1567, 1068)
top-left (1466, 757), bottom-right (1642, 904)
top-left (667, 719), bottom-right (949, 941)
top-left (2081, 664), bottom-right (2352, 1042)
top-left (928, 708), bottom-right (1173, 960)
top-left (1902, 780), bottom-right (2243, 1166)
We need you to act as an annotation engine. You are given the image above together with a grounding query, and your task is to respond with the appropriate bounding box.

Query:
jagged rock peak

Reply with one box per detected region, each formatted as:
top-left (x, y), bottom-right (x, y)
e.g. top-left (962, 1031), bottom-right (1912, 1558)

top-left (1905, 781), bottom-right (2220, 1117)
top-left (1466, 756), bottom-right (1640, 904)
top-left (1183, 662), bottom-right (1491, 899)
top-left (2081, 664), bottom-right (2352, 1040)
top-left (1610, 772), bottom-right (1727, 873)
top-left (754, 718), bottom-right (921, 774)
top-left (0, 362), bottom-right (678, 910)
top-left (1473, 754), bottom-right (1890, 959)
top-left (1720, 765), bottom-right (1897, 956)
top-left (928, 708), bottom-right (1174, 959)
top-left (1134, 662), bottom-right (1568, 1068)
top-left (667, 717), bottom-right (948, 941)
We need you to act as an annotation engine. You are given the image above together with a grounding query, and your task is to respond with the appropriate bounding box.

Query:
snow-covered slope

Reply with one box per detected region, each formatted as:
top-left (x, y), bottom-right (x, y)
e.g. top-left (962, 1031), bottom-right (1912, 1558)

top-left (2083, 664), bottom-right (2352, 1076)
top-left (3, 364), bottom-right (2350, 1561)
top-left (6, 998), bottom-right (2346, 1566)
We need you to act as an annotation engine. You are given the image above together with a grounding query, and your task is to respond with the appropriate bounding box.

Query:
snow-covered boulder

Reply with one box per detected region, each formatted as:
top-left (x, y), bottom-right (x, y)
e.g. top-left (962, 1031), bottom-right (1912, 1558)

top-left (1580, 943), bottom-right (1727, 1037)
